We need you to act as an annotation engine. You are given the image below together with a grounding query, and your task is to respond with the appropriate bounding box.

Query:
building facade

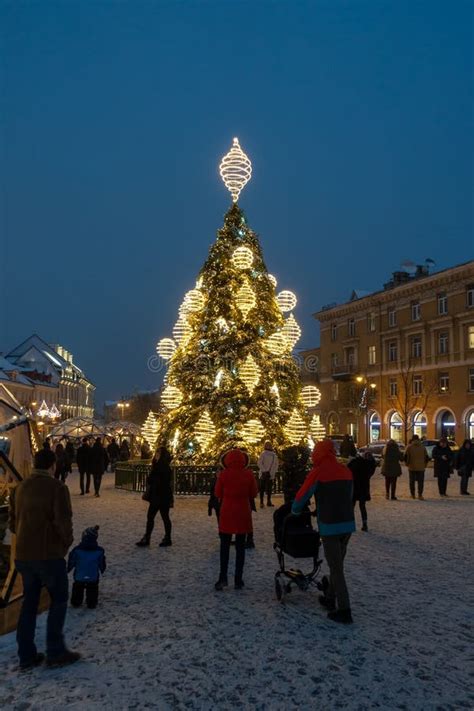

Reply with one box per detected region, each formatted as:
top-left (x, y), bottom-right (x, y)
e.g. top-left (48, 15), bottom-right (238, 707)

top-left (314, 261), bottom-right (474, 445)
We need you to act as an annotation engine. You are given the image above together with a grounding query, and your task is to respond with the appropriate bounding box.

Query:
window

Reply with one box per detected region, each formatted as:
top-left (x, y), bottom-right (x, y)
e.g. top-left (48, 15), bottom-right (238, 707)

top-left (368, 345), bottom-right (376, 365)
top-left (439, 372), bottom-right (449, 393)
top-left (388, 341), bottom-right (398, 362)
top-left (467, 285), bottom-right (474, 308)
top-left (469, 368), bottom-right (474, 392)
top-left (367, 312), bottom-right (376, 332)
top-left (411, 336), bottom-right (422, 359)
top-left (411, 302), bottom-right (421, 321)
top-left (348, 319), bottom-right (356, 337)
top-left (412, 375), bottom-right (423, 395)
top-left (389, 379), bottom-right (398, 397)
top-left (388, 308), bottom-right (397, 327)
top-left (346, 348), bottom-right (356, 366)
top-left (331, 323), bottom-right (338, 341)
top-left (331, 353), bottom-right (339, 369)
top-left (331, 382), bottom-right (339, 401)
top-left (469, 326), bottom-right (474, 349)
top-left (437, 293), bottom-right (448, 315)
top-left (438, 332), bottom-right (449, 355)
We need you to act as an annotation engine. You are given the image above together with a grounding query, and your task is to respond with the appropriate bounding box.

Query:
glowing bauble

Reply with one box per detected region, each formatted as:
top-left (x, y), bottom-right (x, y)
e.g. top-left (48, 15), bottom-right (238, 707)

top-left (268, 274), bottom-right (277, 288)
top-left (173, 316), bottom-right (192, 345)
top-left (161, 386), bottom-right (183, 410)
top-left (282, 314), bottom-right (301, 349)
top-left (232, 246), bottom-right (254, 270)
top-left (310, 414), bottom-right (326, 441)
top-left (194, 410), bottom-right (216, 450)
top-left (285, 409), bottom-right (307, 445)
top-left (142, 411), bottom-right (159, 448)
top-left (236, 279), bottom-right (256, 318)
top-left (277, 290), bottom-right (297, 313)
top-left (219, 137), bottom-right (252, 203)
top-left (241, 419), bottom-right (265, 444)
top-left (301, 385), bottom-right (322, 408)
top-left (183, 289), bottom-right (205, 313)
top-left (239, 354), bottom-right (260, 395)
top-left (265, 332), bottom-right (287, 356)
top-left (156, 338), bottom-right (176, 360)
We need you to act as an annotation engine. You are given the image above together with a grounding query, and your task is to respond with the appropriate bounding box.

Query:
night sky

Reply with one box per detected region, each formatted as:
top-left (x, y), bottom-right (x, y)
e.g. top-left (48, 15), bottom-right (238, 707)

top-left (2, 1), bottom-right (472, 408)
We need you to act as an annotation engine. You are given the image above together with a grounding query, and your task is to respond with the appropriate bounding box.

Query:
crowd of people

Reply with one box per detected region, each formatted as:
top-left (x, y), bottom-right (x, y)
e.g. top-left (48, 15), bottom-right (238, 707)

top-left (7, 432), bottom-right (473, 670)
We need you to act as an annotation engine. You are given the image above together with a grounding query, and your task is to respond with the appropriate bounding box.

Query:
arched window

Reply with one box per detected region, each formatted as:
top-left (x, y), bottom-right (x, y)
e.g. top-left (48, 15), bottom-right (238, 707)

top-left (436, 409), bottom-right (456, 439)
top-left (327, 412), bottom-right (339, 436)
top-left (389, 412), bottom-right (403, 442)
top-left (369, 411), bottom-right (381, 442)
top-left (412, 411), bottom-right (427, 438)
top-left (466, 410), bottom-right (474, 440)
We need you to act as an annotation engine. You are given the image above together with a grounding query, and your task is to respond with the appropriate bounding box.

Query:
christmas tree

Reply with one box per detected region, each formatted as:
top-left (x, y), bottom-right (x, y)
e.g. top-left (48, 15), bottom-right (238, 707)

top-left (155, 138), bottom-right (319, 461)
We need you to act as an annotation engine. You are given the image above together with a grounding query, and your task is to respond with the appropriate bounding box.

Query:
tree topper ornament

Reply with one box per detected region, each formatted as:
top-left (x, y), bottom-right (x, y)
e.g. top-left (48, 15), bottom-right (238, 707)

top-left (219, 137), bottom-right (252, 203)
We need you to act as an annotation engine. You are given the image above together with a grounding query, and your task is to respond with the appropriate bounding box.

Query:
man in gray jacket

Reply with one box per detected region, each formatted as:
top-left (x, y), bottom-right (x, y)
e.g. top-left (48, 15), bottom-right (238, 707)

top-left (404, 435), bottom-right (429, 500)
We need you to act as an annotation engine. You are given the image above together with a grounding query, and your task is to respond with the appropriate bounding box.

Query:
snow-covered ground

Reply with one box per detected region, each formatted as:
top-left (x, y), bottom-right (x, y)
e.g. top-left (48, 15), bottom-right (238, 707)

top-left (1, 469), bottom-right (473, 710)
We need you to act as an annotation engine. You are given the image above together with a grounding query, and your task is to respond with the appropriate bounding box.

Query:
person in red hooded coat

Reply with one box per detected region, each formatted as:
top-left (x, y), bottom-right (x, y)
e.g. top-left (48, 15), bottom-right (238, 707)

top-left (214, 449), bottom-right (258, 591)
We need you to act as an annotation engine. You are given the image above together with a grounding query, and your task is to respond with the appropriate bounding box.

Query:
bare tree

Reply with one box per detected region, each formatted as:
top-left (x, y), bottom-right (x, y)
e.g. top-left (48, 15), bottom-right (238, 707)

top-left (387, 360), bottom-right (437, 444)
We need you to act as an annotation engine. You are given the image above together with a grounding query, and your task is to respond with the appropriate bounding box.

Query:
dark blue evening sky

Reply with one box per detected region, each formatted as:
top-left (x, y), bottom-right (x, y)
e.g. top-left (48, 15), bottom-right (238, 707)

top-left (2, 1), bottom-right (472, 407)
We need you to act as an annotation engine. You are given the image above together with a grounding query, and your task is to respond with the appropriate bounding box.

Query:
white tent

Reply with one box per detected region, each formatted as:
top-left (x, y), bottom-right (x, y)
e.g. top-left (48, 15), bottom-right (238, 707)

top-left (49, 416), bottom-right (110, 441)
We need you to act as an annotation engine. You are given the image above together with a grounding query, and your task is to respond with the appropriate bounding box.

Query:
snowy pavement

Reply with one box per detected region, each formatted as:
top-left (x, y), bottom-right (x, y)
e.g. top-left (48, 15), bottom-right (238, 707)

top-left (1, 469), bottom-right (473, 710)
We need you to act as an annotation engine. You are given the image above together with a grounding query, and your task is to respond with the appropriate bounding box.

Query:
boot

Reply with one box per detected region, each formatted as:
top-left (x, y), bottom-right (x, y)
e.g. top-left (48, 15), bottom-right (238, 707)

top-left (234, 579), bottom-right (245, 590)
top-left (327, 609), bottom-right (353, 624)
top-left (159, 537), bottom-right (172, 547)
top-left (20, 652), bottom-right (45, 671)
top-left (46, 650), bottom-right (81, 668)
top-left (361, 521), bottom-right (368, 532)
top-left (214, 578), bottom-right (228, 591)
top-left (136, 536), bottom-right (150, 547)
top-left (318, 595), bottom-right (336, 611)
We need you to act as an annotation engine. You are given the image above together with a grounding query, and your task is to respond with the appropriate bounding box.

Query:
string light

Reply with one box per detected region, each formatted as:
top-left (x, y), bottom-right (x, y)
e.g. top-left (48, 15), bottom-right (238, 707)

top-left (37, 401), bottom-right (50, 418)
top-left (49, 404), bottom-right (61, 420)
top-left (171, 428), bottom-right (180, 452)
top-left (183, 289), bottom-right (205, 313)
top-left (276, 290), bottom-right (297, 312)
top-left (194, 410), bottom-right (216, 451)
top-left (216, 317), bottom-right (229, 332)
top-left (236, 279), bottom-right (256, 318)
top-left (219, 137), bottom-right (252, 203)
top-left (173, 316), bottom-right (192, 345)
top-left (142, 411), bottom-right (159, 448)
top-left (232, 246), bottom-right (254, 270)
top-left (301, 385), bottom-right (322, 408)
top-left (282, 314), bottom-right (302, 349)
top-left (270, 382), bottom-right (280, 405)
top-left (241, 418), bottom-right (265, 444)
top-left (156, 338), bottom-right (177, 360)
top-left (161, 386), bottom-right (183, 409)
top-left (268, 274), bottom-right (277, 288)
top-left (214, 369), bottom-right (224, 388)
top-left (265, 332), bottom-right (287, 356)
top-left (285, 409), bottom-right (307, 445)
top-left (309, 414), bottom-right (326, 441)
top-left (239, 354), bottom-right (260, 395)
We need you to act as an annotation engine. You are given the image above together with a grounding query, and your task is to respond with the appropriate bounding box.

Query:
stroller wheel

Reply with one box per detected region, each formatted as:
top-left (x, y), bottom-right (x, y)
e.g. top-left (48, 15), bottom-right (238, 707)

top-left (275, 575), bottom-right (283, 602)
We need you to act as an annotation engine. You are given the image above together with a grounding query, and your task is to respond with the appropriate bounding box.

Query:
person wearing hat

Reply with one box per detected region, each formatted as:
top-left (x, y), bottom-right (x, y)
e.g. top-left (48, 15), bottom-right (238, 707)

top-left (68, 526), bottom-right (106, 609)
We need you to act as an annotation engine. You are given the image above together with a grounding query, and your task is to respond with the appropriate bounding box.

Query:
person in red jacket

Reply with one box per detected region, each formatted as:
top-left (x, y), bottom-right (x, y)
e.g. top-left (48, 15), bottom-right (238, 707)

top-left (214, 449), bottom-right (258, 591)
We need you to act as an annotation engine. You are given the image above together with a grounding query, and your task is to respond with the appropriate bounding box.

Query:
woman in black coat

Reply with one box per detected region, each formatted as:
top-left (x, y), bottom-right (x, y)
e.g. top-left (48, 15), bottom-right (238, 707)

top-left (348, 453), bottom-right (376, 531)
top-left (455, 440), bottom-right (473, 495)
top-left (54, 443), bottom-right (68, 482)
top-left (136, 446), bottom-right (174, 547)
top-left (89, 438), bottom-right (109, 498)
top-left (432, 438), bottom-right (454, 497)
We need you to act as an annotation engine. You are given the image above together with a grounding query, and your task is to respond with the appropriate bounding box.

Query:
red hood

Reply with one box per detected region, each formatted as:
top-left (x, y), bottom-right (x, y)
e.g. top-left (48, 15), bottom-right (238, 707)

top-left (312, 439), bottom-right (336, 465)
top-left (222, 449), bottom-right (249, 469)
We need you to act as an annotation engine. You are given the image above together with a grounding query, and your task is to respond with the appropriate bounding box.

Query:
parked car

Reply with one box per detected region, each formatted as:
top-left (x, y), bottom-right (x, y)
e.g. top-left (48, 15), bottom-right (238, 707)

top-left (358, 440), bottom-right (405, 464)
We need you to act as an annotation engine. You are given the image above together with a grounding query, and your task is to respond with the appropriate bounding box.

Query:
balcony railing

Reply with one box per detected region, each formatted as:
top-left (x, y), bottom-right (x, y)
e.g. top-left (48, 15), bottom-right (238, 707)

top-left (331, 363), bottom-right (357, 379)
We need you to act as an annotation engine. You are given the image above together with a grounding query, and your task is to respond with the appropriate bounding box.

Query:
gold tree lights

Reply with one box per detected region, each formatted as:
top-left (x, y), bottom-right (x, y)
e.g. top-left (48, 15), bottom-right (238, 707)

top-left (148, 137), bottom-right (323, 460)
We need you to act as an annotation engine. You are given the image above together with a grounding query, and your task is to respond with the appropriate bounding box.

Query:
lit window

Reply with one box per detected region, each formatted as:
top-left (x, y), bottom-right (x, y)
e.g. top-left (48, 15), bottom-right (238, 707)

top-left (331, 323), bottom-right (338, 341)
top-left (412, 375), bottom-right (423, 395)
top-left (367, 312), bottom-right (376, 332)
top-left (437, 293), bottom-right (448, 315)
top-left (438, 332), bottom-right (449, 355)
top-left (388, 308), bottom-right (397, 327)
top-left (331, 382), bottom-right (339, 401)
top-left (411, 302), bottom-right (421, 321)
top-left (411, 336), bottom-right (422, 359)
top-left (348, 319), bottom-right (356, 337)
top-left (389, 379), bottom-right (398, 397)
top-left (368, 345), bottom-right (376, 365)
top-left (439, 373), bottom-right (449, 393)
top-left (469, 368), bottom-right (474, 392)
top-left (467, 285), bottom-right (474, 308)
top-left (469, 325), bottom-right (474, 349)
top-left (388, 341), bottom-right (398, 362)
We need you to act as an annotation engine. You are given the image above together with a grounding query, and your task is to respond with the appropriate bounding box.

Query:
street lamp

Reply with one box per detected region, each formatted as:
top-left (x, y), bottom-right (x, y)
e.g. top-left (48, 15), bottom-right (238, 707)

top-left (117, 401), bottom-right (130, 419)
top-left (356, 376), bottom-right (377, 446)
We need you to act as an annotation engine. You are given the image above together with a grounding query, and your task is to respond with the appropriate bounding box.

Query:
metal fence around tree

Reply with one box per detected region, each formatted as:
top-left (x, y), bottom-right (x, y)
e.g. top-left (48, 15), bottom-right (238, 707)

top-left (115, 461), bottom-right (285, 495)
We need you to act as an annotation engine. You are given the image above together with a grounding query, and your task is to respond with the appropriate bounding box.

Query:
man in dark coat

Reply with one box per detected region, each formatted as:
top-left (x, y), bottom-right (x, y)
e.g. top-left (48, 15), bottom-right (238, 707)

top-left (76, 438), bottom-right (92, 495)
top-left (348, 453), bottom-right (376, 531)
top-left (89, 438), bottom-right (109, 498)
top-left (455, 440), bottom-right (473, 495)
top-left (432, 438), bottom-right (454, 497)
top-left (107, 438), bottom-right (120, 471)
top-left (340, 434), bottom-right (357, 459)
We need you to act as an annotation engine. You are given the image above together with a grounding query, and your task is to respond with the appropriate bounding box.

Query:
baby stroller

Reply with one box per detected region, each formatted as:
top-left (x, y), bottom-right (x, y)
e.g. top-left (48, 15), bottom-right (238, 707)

top-left (273, 503), bottom-right (324, 603)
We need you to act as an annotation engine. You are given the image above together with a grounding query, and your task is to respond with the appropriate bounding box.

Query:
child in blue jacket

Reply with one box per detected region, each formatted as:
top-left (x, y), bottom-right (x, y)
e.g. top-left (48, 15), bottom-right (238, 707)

top-left (68, 525), bottom-right (106, 609)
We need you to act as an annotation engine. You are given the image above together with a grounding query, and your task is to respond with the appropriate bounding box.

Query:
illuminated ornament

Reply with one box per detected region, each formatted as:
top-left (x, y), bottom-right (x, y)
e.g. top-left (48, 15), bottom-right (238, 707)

top-left (216, 317), bottom-right (229, 332)
top-left (283, 314), bottom-right (302, 349)
top-left (265, 332), bottom-right (287, 356)
top-left (49, 404), bottom-right (61, 420)
top-left (268, 274), bottom-right (277, 288)
top-left (171, 428), bottom-right (180, 452)
top-left (173, 316), bottom-right (192, 345)
top-left (310, 414), bottom-right (326, 441)
top-left (301, 385), bottom-right (322, 408)
top-left (232, 246), bottom-right (254, 270)
top-left (270, 382), bottom-right (280, 405)
top-left (214, 369), bottom-right (224, 388)
top-left (219, 137), bottom-right (252, 203)
top-left (285, 409), bottom-right (307, 445)
top-left (277, 290), bottom-right (297, 313)
top-left (37, 400), bottom-right (50, 418)
top-left (142, 411), bottom-right (159, 448)
top-left (239, 354), bottom-right (260, 395)
top-left (194, 410), bottom-right (216, 451)
top-left (236, 279), bottom-right (256, 318)
top-left (156, 338), bottom-right (176, 360)
top-left (241, 418), bottom-right (265, 444)
top-left (183, 289), bottom-right (205, 313)
top-left (161, 386), bottom-right (183, 410)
